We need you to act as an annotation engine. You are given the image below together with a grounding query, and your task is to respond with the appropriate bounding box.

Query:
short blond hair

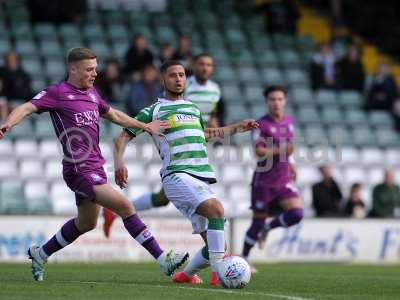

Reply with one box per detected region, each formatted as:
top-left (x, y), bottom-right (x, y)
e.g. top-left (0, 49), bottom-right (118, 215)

top-left (67, 47), bottom-right (97, 64)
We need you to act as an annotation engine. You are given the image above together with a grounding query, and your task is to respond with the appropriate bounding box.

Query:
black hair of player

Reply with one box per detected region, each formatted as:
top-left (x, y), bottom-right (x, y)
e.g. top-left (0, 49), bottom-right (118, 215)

top-left (193, 53), bottom-right (212, 62)
top-left (263, 85), bottom-right (287, 98)
top-left (160, 60), bottom-right (185, 74)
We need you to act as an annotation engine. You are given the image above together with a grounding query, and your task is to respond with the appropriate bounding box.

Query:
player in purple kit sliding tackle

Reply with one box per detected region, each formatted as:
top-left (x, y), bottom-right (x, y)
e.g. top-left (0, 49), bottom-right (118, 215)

top-left (241, 86), bottom-right (303, 270)
top-left (0, 48), bottom-right (188, 281)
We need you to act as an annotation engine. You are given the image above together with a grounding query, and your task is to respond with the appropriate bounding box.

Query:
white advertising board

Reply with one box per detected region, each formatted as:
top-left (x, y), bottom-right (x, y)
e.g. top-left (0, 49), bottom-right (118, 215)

top-left (233, 219), bottom-right (400, 263)
top-left (1, 217), bottom-right (399, 263)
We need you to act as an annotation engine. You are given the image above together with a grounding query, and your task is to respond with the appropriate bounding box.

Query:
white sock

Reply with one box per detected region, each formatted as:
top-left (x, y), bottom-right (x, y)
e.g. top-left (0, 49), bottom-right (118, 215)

top-left (132, 193), bottom-right (153, 211)
top-left (207, 229), bottom-right (225, 272)
top-left (183, 248), bottom-right (209, 276)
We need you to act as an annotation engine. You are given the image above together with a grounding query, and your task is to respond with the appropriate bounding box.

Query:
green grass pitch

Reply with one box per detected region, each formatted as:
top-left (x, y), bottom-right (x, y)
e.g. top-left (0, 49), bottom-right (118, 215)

top-left (0, 263), bottom-right (399, 300)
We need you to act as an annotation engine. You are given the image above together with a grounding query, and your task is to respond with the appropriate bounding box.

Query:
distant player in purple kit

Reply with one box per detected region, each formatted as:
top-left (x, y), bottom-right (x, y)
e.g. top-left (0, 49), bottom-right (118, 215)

top-left (0, 48), bottom-right (188, 281)
top-left (241, 86), bottom-right (303, 269)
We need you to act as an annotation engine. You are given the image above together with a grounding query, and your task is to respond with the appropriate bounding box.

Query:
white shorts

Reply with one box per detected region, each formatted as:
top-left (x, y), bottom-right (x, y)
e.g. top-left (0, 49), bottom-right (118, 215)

top-left (162, 172), bottom-right (217, 234)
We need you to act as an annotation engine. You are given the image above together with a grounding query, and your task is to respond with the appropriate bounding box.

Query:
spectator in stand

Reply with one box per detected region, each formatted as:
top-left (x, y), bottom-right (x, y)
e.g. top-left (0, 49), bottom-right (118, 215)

top-left (95, 59), bottom-right (123, 103)
top-left (330, 26), bottom-right (354, 58)
top-left (391, 86), bottom-right (400, 130)
top-left (366, 63), bottom-right (397, 111)
top-left (258, 0), bottom-right (300, 35)
top-left (0, 77), bottom-right (9, 120)
top-left (369, 169), bottom-right (400, 218)
top-left (312, 164), bottom-right (343, 217)
top-left (343, 183), bottom-right (366, 218)
top-left (158, 42), bottom-right (174, 64)
top-left (310, 43), bottom-right (336, 90)
top-left (172, 35), bottom-right (193, 70)
top-left (335, 44), bottom-right (365, 92)
top-left (126, 64), bottom-right (162, 116)
top-left (123, 34), bottom-right (154, 80)
top-left (0, 51), bottom-right (33, 100)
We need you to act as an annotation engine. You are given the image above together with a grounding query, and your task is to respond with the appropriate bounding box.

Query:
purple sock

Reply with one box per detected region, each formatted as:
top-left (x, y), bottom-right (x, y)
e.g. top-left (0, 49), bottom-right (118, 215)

top-left (42, 218), bottom-right (82, 257)
top-left (242, 218), bottom-right (265, 258)
top-left (123, 214), bottom-right (163, 259)
top-left (268, 208), bottom-right (304, 230)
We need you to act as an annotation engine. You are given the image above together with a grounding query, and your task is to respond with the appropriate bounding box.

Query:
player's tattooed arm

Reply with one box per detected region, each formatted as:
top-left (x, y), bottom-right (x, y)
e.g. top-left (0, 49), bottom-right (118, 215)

top-left (0, 102), bottom-right (37, 139)
top-left (113, 130), bottom-right (133, 189)
top-left (204, 119), bottom-right (258, 140)
top-left (102, 107), bottom-right (169, 136)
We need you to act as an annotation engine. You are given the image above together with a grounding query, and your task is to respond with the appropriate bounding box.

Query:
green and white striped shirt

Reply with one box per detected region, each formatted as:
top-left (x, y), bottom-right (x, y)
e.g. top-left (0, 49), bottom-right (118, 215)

top-left (125, 98), bottom-right (216, 182)
top-left (184, 76), bottom-right (221, 124)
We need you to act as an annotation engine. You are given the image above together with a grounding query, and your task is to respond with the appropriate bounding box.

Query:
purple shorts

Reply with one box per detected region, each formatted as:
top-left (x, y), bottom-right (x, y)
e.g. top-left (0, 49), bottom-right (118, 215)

top-left (63, 167), bottom-right (108, 205)
top-left (251, 182), bottom-right (299, 212)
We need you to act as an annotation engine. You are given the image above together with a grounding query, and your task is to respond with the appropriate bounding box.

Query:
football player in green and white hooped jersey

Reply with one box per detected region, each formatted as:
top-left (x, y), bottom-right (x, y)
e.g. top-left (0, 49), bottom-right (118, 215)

top-left (111, 60), bottom-right (257, 285)
top-left (185, 53), bottom-right (222, 128)
top-left (103, 54), bottom-right (224, 235)
top-left (103, 54), bottom-right (222, 228)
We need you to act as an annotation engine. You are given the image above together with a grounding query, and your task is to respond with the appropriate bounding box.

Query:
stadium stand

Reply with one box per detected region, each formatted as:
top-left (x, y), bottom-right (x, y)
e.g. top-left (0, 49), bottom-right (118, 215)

top-left (0, 0), bottom-right (399, 218)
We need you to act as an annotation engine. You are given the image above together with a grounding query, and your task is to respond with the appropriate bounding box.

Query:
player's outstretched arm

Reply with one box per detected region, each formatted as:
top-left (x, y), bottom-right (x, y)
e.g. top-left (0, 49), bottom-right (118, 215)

top-left (0, 102), bottom-right (37, 139)
top-left (113, 130), bottom-right (134, 189)
top-left (102, 107), bottom-right (169, 136)
top-left (204, 119), bottom-right (258, 141)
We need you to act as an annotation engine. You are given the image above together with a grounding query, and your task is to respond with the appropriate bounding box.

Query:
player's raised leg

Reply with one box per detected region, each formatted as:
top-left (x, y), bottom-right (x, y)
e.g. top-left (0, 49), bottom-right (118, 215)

top-left (28, 196), bottom-right (101, 281)
top-left (241, 211), bottom-right (267, 273)
top-left (103, 189), bottom-right (170, 237)
top-left (258, 196), bottom-right (303, 245)
top-left (94, 183), bottom-right (188, 275)
top-left (163, 173), bottom-right (225, 286)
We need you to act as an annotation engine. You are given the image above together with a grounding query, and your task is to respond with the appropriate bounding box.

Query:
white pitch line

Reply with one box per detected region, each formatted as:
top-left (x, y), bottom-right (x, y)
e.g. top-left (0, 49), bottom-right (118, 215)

top-left (65, 280), bottom-right (314, 300)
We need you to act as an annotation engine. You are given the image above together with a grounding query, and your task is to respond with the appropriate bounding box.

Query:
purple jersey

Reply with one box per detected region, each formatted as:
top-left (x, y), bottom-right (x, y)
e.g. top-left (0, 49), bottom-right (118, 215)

top-left (30, 81), bottom-right (110, 174)
top-left (251, 114), bottom-right (294, 187)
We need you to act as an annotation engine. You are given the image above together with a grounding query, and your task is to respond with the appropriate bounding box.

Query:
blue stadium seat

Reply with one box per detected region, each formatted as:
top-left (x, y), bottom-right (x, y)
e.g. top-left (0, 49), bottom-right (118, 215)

top-left (44, 59), bottom-right (66, 82)
top-left (352, 126), bottom-right (376, 146)
top-left (220, 83), bottom-right (243, 103)
top-left (34, 23), bottom-right (58, 40)
top-left (21, 57), bottom-right (42, 75)
top-left (82, 24), bottom-right (105, 41)
top-left (238, 67), bottom-right (260, 84)
top-left (39, 40), bottom-right (63, 57)
top-left (243, 84), bottom-right (264, 102)
top-left (285, 69), bottom-right (309, 86)
top-left (15, 40), bottom-right (38, 57)
top-left (376, 128), bottom-right (400, 147)
top-left (369, 111), bottom-right (393, 128)
top-left (303, 126), bottom-right (328, 143)
top-left (344, 109), bottom-right (368, 126)
top-left (297, 107), bottom-right (321, 124)
top-left (59, 24), bottom-right (81, 40)
top-left (315, 90), bottom-right (338, 106)
top-left (261, 68), bottom-right (285, 85)
top-left (0, 180), bottom-right (26, 214)
top-left (289, 87), bottom-right (314, 107)
top-left (338, 91), bottom-right (363, 108)
top-left (227, 103), bottom-right (251, 122)
top-left (107, 25), bottom-right (129, 42)
top-left (327, 126), bottom-right (352, 145)
top-left (321, 106), bottom-right (342, 125)
top-left (0, 38), bottom-right (11, 53)
top-left (254, 51), bottom-right (279, 67)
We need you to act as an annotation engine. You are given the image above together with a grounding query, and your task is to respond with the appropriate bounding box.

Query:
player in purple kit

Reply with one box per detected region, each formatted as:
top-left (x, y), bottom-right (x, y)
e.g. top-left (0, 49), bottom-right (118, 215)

top-left (241, 86), bottom-right (303, 269)
top-left (0, 48), bottom-right (188, 281)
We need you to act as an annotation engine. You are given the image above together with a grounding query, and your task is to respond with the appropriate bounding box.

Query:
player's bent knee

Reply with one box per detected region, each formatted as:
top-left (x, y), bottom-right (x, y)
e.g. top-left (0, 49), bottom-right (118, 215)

top-left (210, 199), bottom-right (224, 218)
